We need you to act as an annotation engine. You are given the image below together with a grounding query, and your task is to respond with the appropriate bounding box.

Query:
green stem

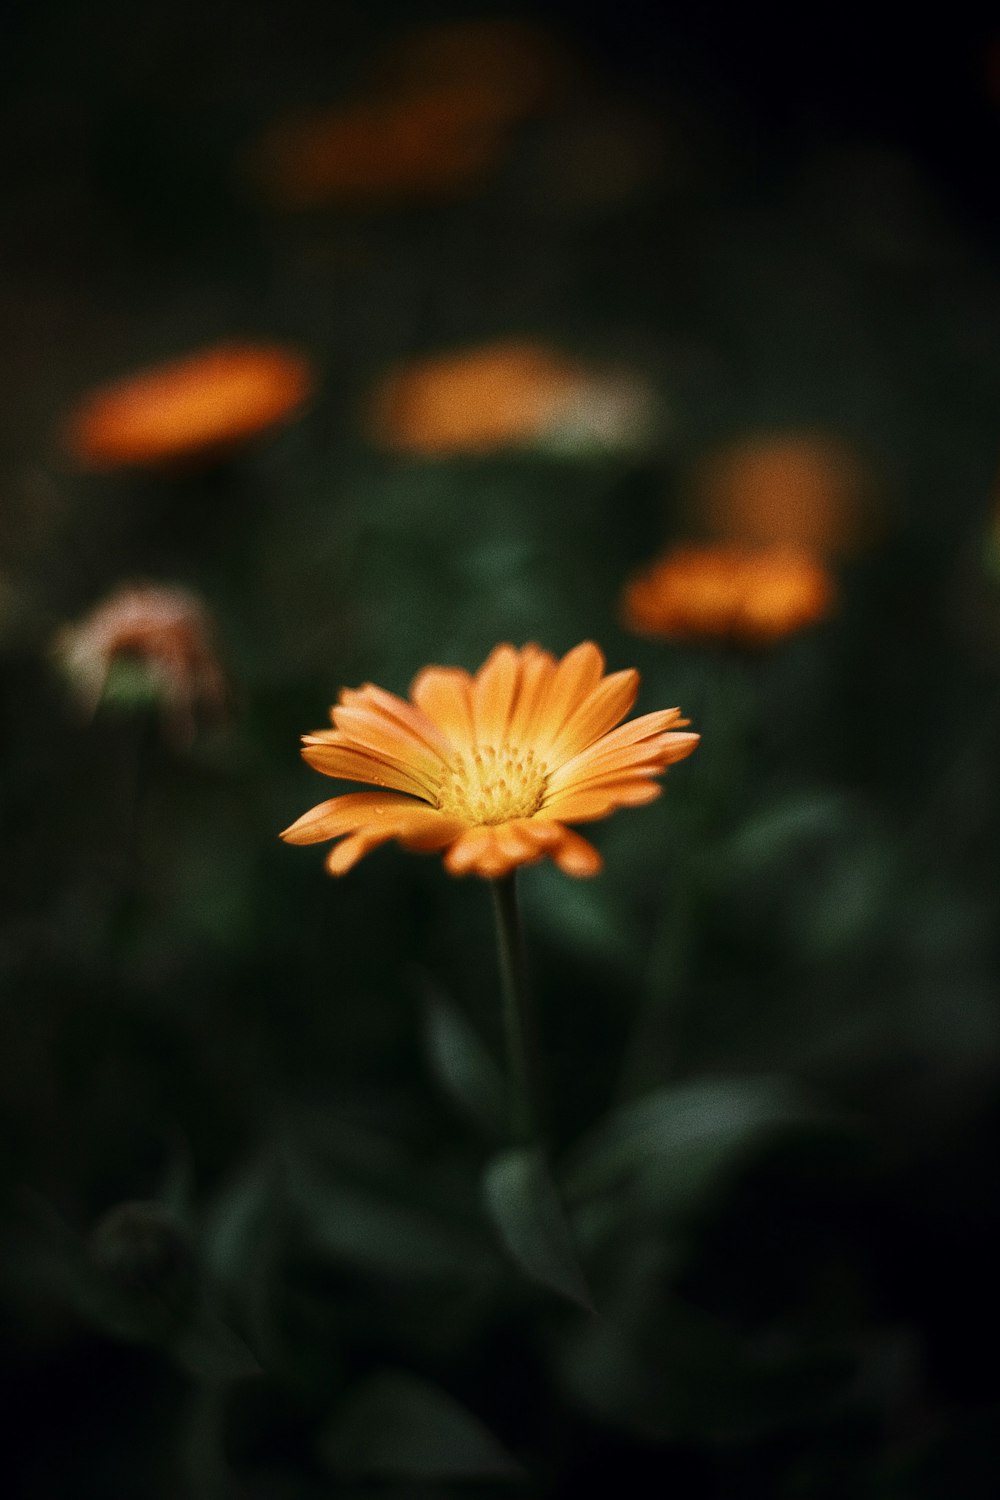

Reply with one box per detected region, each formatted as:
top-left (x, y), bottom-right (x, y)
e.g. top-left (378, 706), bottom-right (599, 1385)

top-left (111, 708), bottom-right (158, 945)
top-left (614, 648), bottom-right (747, 1103)
top-left (615, 875), bottom-right (696, 1103)
top-left (489, 873), bottom-right (543, 1146)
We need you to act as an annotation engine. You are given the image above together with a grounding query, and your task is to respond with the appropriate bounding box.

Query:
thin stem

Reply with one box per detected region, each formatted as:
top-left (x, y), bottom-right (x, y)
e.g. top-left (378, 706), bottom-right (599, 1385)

top-left (111, 708), bottom-right (158, 944)
top-left (614, 648), bottom-right (746, 1103)
top-left (615, 874), bottom-right (697, 1103)
top-left (489, 873), bottom-right (543, 1146)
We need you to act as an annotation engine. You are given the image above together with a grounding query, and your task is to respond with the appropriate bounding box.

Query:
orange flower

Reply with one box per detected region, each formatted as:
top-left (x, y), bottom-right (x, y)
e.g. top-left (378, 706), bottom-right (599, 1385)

top-left (247, 20), bottom-right (570, 212)
top-left (367, 18), bottom-right (571, 126)
top-left (63, 343), bottom-right (314, 470)
top-left (692, 433), bottom-right (870, 557)
top-left (366, 341), bottom-right (594, 456)
top-left (248, 93), bottom-right (508, 208)
top-left (621, 544), bottom-right (835, 647)
top-left (281, 642), bottom-right (698, 879)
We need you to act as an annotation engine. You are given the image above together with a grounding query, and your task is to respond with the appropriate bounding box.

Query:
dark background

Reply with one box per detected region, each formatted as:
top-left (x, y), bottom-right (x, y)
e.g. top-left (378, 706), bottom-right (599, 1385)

top-left (2, 3), bottom-right (1000, 1496)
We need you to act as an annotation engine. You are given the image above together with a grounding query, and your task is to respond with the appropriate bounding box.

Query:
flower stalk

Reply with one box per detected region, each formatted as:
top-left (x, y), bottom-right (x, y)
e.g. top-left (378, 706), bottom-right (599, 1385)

top-left (490, 873), bottom-right (543, 1146)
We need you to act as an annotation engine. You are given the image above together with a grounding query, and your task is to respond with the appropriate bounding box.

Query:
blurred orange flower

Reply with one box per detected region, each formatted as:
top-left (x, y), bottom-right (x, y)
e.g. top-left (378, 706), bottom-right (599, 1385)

top-left (281, 641), bottom-right (698, 879)
top-left (57, 583), bottom-right (228, 744)
top-left (368, 17), bottom-right (571, 125)
top-left (249, 93), bottom-right (508, 208)
top-left (621, 544), bottom-right (836, 647)
top-left (63, 343), bottom-right (314, 470)
top-left (366, 341), bottom-right (594, 456)
top-left (247, 18), bottom-right (571, 210)
top-left (693, 433), bottom-right (870, 557)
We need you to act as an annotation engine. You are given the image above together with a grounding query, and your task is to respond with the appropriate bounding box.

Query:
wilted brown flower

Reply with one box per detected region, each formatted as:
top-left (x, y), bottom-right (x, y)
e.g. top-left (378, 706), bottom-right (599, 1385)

top-left (63, 343), bottom-right (314, 470)
top-left (366, 341), bottom-right (607, 456)
top-left (57, 583), bottom-right (228, 744)
top-left (538, 368), bottom-right (658, 457)
top-left (621, 544), bottom-right (836, 648)
top-left (692, 433), bottom-right (870, 557)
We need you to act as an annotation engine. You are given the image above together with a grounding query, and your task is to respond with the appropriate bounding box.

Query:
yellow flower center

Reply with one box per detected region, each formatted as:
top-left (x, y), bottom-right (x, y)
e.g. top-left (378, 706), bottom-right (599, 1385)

top-left (435, 744), bottom-right (548, 824)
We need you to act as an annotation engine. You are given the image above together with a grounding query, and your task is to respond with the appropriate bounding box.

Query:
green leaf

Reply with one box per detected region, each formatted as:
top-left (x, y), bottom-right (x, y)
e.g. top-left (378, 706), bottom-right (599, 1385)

top-left (724, 793), bottom-right (846, 874)
top-left (200, 1160), bottom-right (275, 1287)
top-left (320, 1370), bottom-right (523, 1480)
top-left (422, 982), bottom-right (507, 1139)
top-left (565, 1076), bottom-right (818, 1219)
top-left (482, 1146), bottom-right (593, 1311)
top-left (293, 1159), bottom-right (492, 1281)
top-left (198, 1157), bottom-right (290, 1378)
top-left (556, 1238), bottom-right (859, 1443)
top-left (521, 862), bottom-right (640, 970)
top-left (169, 1300), bottom-right (261, 1383)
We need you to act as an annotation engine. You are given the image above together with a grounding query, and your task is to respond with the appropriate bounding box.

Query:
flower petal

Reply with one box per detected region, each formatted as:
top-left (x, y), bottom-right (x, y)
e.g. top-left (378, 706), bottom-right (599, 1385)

top-left (575, 707), bottom-right (690, 755)
top-left (398, 811), bottom-right (468, 850)
top-left (490, 819), bottom-right (546, 868)
top-left (529, 640), bottom-right (605, 749)
top-left (471, 643), bottom-right (521, 745)
top-left (506, 643), bottom-right (558, 743)
top-left (547, 730), bottom-right (700, 795)
top-left (300, 740), bottom-right (435, 799)
top-left (551, 826), bottom-right (603, 877)
top-left (543, 779), bottom-right (663, 822)
top-left (329, 704), bottom-right (446, 779)
top-left (656, 731), bottom-right (700, 763)
top-left (547, 757), bottom-right (672, 797)
top-left (325, 828), bottom-right (390, 875)
top-left (518, 817), bottom-right (565, 851)
top-left (443, 826), bottom-right (502, 877)
top-left (410, 664), bottom-right (475, 749)
top-left (280, 791), bottom-right (420, 844)
top-left (546, 667), bottom-right (639, 763)
top-left (338, 683), bottom-right (453, 760)
top-left (320, 804), bottom-right (464, 873)
top-left (443, 824), bottom-right (538, 878)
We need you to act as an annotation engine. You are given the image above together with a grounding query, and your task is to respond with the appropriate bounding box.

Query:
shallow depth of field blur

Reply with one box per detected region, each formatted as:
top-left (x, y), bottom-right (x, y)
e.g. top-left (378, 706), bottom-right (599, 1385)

top-left (3, 2), bottom-right (1000, 1495)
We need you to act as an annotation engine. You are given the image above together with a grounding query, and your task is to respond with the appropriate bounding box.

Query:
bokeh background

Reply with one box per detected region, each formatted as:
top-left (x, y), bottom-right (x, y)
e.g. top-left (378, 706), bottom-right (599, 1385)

top-left (3, 2), bottom-right (1000, 1495)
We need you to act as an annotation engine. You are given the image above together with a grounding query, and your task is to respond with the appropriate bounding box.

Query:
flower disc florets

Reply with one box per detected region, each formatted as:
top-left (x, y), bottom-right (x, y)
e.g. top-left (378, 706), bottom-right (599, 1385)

top-left (435, 745), bottom-right (548, 824)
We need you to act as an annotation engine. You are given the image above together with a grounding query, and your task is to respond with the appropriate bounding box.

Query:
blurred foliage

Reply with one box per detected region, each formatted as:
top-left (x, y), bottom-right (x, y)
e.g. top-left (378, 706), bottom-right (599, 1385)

top-left (3, 1), bottom-right (1000, 1496)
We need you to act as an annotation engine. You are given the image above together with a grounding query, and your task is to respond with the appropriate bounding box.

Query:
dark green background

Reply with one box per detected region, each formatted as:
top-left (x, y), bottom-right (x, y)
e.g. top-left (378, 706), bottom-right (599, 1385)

top-left (2, 3), bottom-right (1000, 1495)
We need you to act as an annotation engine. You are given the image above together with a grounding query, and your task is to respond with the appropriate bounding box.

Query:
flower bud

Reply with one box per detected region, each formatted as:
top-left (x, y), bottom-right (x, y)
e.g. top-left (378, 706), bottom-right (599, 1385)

top-left (87, 1200), bottom-right (193, 1298)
